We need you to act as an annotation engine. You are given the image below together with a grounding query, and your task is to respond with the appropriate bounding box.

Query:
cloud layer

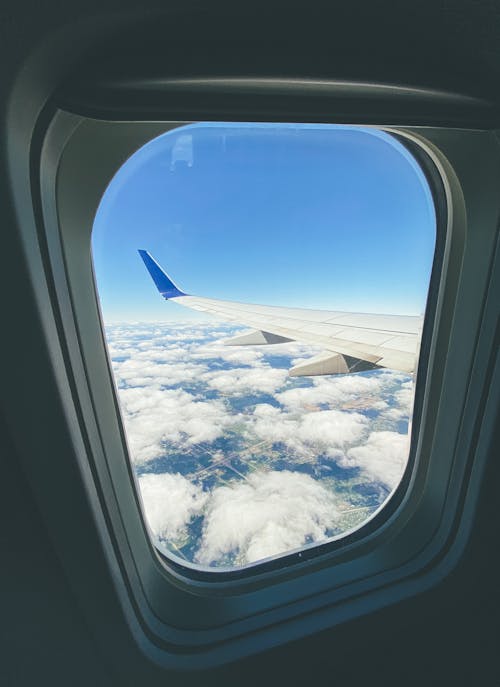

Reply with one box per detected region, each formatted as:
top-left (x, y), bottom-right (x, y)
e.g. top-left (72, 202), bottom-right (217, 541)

top-left (197, 470), bottom-right (339, 566)
top-left (106, 322), bottom-right (415, 567)
top-left (120, 386), bottom-right (232, 463)
top-left (138, 472), bottom-right (207, 542)
top-left (250, 404), bottom-right (368, 459)
top-left (344, 431), bottom-right (410, 489)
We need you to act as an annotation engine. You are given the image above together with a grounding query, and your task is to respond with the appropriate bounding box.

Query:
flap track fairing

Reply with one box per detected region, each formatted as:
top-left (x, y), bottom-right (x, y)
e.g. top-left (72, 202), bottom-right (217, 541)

top-left (224, 330), bottom-right (294, 346)
top-left (289, 352), bottom-right (379, 377)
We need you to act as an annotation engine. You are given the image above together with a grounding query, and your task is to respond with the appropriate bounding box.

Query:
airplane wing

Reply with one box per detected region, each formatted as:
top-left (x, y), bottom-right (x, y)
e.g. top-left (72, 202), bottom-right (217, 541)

top-left (138, 250), bottom-right (422, 376)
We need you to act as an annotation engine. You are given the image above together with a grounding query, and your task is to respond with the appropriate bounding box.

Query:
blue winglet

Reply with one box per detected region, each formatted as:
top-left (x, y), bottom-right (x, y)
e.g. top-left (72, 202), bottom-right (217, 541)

top-left (138, 250), bottom-right (186, 299)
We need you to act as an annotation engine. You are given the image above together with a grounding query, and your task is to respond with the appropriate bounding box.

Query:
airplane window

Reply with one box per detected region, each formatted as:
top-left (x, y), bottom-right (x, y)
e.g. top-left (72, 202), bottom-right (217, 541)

top-left (92, 123), bottom-right (435, 571)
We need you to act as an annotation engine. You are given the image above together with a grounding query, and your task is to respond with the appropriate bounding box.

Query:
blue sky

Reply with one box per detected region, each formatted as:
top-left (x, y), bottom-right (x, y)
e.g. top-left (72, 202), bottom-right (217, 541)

top-left (92, 123), bottom-right (436, 322)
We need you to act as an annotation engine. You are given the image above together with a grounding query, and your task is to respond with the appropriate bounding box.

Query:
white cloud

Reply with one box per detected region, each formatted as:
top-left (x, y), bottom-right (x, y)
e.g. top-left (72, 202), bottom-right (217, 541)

top-left (250, 403), bottom-right (368, 459)
top-left (194, 342), bottom-right (266, 366)
top-left (297, 409), bottom-right (369, 448)
top-left (119, 386), bottom-right (233, 463)
top-left (342, 431), bottom-right (410, 489)
top-left (202, 365), bottom-right (289, 395)
top-left (276, 372), bottom-right (407, 412)
top-left (113, 357), bottom-right (206, 388)
top-left (107, 321), bottom-right (234, 348)
top-left (395, 382), bottom-right (414, 413)
top-left (138, 472), bottom-right (207, 542)
top-left (196, 470), bottom-right (339, 566)
top-left (379, 378), bottom-right (414, 422)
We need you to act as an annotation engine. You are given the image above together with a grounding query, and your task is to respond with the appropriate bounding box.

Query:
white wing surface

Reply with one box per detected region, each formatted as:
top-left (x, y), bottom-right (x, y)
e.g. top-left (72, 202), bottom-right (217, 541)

top-left (139, 251), bottom-right (422, 375)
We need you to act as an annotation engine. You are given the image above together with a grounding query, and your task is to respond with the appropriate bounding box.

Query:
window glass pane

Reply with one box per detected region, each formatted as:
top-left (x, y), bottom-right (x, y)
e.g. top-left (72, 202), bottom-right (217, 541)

top-left (92, 123), bottom-right (435, 570)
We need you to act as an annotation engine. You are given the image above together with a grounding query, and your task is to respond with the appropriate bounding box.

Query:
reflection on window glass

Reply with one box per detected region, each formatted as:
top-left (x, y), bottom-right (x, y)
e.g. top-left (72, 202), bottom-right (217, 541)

top-left (92, 123), bottom-right (435, 570)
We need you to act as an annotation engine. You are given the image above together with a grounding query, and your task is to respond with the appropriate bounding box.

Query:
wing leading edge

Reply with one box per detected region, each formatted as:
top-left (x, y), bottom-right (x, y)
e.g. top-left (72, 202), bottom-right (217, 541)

top-left (139, 250), bottom-right (422, 375)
